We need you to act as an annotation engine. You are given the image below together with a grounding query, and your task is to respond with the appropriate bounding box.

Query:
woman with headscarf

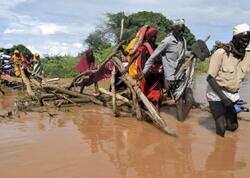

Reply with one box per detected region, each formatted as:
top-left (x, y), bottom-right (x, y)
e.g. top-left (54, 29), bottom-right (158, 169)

top-left (141, 19), bottom-right (186, 92)
top-left (75, 48), bottom-right (96, 73)
top-left (135, 27), bottom-right (163, 109)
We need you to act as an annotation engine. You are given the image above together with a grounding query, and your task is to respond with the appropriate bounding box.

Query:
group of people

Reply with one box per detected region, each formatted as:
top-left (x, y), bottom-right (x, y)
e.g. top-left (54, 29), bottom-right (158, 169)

top-left (77, 20), bottom-right (250, 137)
top-left (0, 49), bottom-right (44, 81)
top-left (125, 19), bottom-right (189, 111)
top-left (136, 21), bottom-right (250, 137)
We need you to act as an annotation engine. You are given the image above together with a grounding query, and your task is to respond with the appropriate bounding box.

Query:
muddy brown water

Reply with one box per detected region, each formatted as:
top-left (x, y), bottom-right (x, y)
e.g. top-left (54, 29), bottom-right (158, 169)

top-left (0, 74), bottom-right (250, 178)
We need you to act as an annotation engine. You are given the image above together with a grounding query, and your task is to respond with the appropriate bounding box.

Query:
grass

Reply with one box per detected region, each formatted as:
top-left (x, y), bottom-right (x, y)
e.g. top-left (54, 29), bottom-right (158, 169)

top-left (41, 47), bottom-right (116, 78)
top-left (94, 47), bottom-right (115, 64)
top-left (195, 59), bottom-right (209, 74)
top-left (42, 55), bottom-right (79, 78)
top-left (41, 49), bottom-right (209, 78)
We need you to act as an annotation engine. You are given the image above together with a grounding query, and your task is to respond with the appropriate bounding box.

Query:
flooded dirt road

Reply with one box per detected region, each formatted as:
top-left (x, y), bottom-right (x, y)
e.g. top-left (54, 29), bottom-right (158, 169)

top-left (0, 74), bottom-right (250, 178)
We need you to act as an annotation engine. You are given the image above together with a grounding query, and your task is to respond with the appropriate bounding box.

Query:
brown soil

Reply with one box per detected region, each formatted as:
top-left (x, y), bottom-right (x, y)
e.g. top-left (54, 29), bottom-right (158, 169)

top-left (0, 74), bottom-right (250, 178)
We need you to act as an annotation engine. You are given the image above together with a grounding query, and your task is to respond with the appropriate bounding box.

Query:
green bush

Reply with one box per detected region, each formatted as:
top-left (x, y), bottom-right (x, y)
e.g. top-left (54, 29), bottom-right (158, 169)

top-left (42, 56), bottom-right (79, 78)
top-left (94, 47), bottom-right (115, 64)
top-left (41, 48), bottom-right (116, 78)
top-left (195, 59), bottom-right (209, 74)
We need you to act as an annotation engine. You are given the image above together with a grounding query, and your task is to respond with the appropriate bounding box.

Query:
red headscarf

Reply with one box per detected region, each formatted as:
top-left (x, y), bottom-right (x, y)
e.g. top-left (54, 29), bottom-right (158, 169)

top-left (145, 27), bottom-right (158, 38)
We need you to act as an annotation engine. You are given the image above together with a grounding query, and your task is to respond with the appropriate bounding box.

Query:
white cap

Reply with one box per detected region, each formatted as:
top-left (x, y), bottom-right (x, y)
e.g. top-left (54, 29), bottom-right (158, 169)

top-left (173, 19), bottom-right (185, 26)
top-left (233, 23), bottom-right (250, 36)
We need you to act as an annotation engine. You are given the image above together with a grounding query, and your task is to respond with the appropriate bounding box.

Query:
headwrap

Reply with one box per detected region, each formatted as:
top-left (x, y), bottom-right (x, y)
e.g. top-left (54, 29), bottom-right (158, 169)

top-left (233, 24), bottom-right (250, 36)
top-left (173, 19), bottom-right (185, 27)
top-left (214, 24), bottom-right (250, 59)
top-left (145, 27), bottom-right (158, 38)
top-left (215, 42), bottom-right (245, 59)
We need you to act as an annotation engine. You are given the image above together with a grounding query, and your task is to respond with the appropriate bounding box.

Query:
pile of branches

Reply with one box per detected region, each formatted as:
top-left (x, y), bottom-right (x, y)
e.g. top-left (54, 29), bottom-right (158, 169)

top-left (8, 42), bottom-right (176, 136)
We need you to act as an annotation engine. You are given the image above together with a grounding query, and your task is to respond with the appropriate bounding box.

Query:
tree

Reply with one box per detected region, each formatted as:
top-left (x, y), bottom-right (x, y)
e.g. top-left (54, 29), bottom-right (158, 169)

top-left (85, 30), bottom-right (111, 51)
top-left (10, 44), bottom-right (33, 60)
top-left (211, 41), bottom-right (223, 54)
top-left (85, 11), bottom-right (196, 49)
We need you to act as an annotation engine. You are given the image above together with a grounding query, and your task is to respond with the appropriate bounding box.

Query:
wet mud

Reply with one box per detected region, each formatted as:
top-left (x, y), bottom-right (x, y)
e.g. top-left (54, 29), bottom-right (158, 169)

top-left (0, 74), bottom-right (250, 178)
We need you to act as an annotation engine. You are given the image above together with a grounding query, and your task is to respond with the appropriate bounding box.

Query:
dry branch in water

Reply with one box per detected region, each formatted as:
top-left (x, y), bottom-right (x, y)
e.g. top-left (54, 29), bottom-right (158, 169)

top-left (6, 44), bottom-right (175, 136)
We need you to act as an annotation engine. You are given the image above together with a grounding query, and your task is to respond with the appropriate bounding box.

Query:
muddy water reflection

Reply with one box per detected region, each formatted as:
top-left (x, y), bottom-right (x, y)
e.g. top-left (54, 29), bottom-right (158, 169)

top-left (0, 75), bottom-right (250, 178)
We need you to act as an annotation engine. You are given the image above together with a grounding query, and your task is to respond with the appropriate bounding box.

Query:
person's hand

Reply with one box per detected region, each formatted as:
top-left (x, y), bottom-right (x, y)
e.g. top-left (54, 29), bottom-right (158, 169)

top-left (222, 98), bottom-right (233, 108)
top-left (222, 98), bottom-right (236, 113)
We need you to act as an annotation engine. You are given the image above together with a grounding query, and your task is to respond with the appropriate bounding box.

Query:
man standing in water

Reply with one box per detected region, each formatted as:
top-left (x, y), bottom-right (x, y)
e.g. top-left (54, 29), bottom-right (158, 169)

top-left (206, 24), bottom-right (250, 137)
top-left (141, 19), bottom-right (186, 91)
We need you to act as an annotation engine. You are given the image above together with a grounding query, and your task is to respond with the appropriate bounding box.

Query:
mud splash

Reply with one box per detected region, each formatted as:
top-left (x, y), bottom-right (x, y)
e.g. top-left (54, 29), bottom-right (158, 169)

top-left (0, 74), bottom-right (250, 178)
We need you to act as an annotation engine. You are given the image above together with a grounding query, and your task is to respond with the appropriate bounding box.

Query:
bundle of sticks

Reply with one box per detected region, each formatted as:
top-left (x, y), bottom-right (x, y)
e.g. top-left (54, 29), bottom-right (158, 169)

top-left (13, 43), bottom-right (175, 136)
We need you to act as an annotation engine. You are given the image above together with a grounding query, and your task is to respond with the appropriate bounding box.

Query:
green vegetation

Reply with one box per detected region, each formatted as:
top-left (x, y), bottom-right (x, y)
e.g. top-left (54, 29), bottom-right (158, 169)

top-left (41, 47), bottom-right (116, 78)
top-left (42, 56), bottom-right (79, 78)
top-left (195, 59), bottom-right (209, 74)
top-left (0, 44), bottom-right (33, 58)
top-left (94, 47), bottom-right (115, 64)
top-left (85, 11), bottom-right (196, 54)
top-left (41, 54), bottom-right (209, 78)
top-left (2, 11), bottom-right (208, 78)
top-left (211, 40), bottom-right (223, 54)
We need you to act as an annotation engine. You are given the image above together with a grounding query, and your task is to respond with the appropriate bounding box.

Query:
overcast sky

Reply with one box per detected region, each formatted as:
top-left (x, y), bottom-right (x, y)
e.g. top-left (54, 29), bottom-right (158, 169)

top-left (0, 0), bottom-right (249, 56)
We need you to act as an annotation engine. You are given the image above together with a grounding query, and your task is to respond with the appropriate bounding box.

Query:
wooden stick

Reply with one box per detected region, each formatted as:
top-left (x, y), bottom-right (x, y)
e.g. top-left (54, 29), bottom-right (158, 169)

top-left (0, 88), bottom-right (5, 95)
top-left (98, 88), bottom-right (130, 104)
top-left (111, 68), bottom-right (119, 116)
top-left (54, 98), bottom-right (91, 105)
top-left (43, 85), bottom-right (103, 105)
top-left (49, 90), bottom-right (78, 106)
top-left (119, 18), bottom-right (125, 42)
top-left (20, 68), bottom-right (34, 96)
top-left (111, 56), bottom-right (175, 136)
top-left (129, 85), bottom-right (142, 120)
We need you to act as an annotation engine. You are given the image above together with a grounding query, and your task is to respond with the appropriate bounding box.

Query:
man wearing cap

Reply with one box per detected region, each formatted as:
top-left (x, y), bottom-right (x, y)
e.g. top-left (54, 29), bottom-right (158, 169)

top-left (206, 23), bottom-right (250, 137)
top-left (141, 19), bottom-right (187, 91)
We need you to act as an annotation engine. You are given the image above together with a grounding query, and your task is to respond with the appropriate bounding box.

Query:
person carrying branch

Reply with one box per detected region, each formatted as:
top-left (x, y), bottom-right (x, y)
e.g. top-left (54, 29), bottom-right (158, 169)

top-left (206, 23), bottom-right (250, 137)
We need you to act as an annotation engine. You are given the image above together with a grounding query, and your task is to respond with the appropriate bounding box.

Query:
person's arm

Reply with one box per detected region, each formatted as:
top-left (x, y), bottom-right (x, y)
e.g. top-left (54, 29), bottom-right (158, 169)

top-left (207, 75), bottom-right (232, 106)
top-left (206, 49), bottom-right (233, 106)
top-left (142, 39), bottom-right (168, 75)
